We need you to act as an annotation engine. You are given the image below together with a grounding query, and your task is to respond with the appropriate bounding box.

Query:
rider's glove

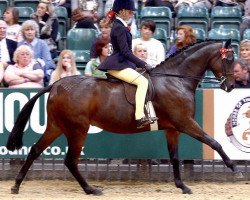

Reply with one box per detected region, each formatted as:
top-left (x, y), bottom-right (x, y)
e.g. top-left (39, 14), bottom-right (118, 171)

top-left (144, 64), bottom-right (153, 73)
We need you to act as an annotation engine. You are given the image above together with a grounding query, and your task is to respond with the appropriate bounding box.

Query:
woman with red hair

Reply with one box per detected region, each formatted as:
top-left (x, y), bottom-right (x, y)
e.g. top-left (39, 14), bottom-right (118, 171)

top-left (166, 25), bottom-right (197, 58)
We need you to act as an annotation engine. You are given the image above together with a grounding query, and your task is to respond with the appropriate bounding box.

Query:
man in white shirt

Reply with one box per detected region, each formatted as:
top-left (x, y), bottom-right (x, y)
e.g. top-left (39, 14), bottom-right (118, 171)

top-left (132, 20), bottom-right (165, 67)
top-left (0, 20), bottom-right (17, 84)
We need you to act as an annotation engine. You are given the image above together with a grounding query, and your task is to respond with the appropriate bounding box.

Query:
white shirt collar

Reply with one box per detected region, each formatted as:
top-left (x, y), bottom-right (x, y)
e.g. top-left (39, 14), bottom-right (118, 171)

top-left (116, 17), bottom-right (128, 27)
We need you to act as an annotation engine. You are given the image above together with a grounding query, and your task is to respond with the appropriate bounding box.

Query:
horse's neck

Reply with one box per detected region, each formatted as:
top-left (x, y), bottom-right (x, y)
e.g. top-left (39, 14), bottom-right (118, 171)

top-left (154, 41), bottom-right (220, 90)
top-left (159, 41), bottom-right (218, 75)
top-left (184, 42), bottom-right (220, 76)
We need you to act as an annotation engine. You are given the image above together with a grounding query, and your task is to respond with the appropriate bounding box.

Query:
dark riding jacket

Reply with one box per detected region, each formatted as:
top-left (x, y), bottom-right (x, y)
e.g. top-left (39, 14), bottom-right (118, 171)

top-left (98, 18), bottom-right (146, 71)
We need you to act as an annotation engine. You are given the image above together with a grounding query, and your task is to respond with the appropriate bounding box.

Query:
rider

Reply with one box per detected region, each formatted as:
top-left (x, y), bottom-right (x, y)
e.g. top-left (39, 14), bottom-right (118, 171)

top-left (98, 0), bottom-right (154, 129)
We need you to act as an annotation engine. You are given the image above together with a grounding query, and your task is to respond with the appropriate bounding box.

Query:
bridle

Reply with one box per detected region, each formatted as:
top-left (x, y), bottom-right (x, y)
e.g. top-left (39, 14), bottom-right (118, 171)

top-left (219, 47), bottom-right (234, 86)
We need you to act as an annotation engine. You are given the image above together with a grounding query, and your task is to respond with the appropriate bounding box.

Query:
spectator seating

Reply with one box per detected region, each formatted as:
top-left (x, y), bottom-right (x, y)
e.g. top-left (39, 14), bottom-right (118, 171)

top-left (15, 7), bottom-right (34, 24)
top-left (140, 6), bottom-right (172, 38)
top-left (55, 6), bottom-right (68, 40)
top-left (208, 28), bottom-right (240, 57)
top-left (210, 6), bottom-right (242, 30)
top-left (66, 28), bottom-right (98, 51)
top-left (193, 28), bottom-right (206, 42)
top-left (199, 70), bottom-right (220, 88)
top-left (176, 6), bottom-right (209, 35)
top-left (153, 28), bottom-right (169, 50)
top-left (243, 29), bottom-right (250, 40)
top-left (13, 0), bottom-right (39, 11)
top-left (0, 0), bottom-right (8, 14)
top-left (72, 50), bottom-right (90, 73)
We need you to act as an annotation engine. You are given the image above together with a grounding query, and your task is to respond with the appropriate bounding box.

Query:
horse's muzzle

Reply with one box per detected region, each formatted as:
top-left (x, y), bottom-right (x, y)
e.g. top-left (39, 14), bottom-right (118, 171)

top-left (221, 83), bottom-right (234, 92)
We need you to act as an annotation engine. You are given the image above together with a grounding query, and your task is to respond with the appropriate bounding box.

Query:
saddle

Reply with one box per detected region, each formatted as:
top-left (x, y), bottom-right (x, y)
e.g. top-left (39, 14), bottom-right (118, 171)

top-left (106, 70), bottom-right (158, 130)
top-left (106, 70), bottom-right (155, 105)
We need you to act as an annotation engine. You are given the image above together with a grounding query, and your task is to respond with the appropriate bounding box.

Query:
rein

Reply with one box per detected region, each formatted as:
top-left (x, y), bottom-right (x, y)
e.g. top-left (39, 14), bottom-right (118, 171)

top-left (150, 71), bottom-right (221, 83)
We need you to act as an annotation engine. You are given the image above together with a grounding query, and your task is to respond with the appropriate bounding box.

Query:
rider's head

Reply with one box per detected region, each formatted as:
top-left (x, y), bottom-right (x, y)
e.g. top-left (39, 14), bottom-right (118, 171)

top-left (112, 0), bottom-right (136, 23)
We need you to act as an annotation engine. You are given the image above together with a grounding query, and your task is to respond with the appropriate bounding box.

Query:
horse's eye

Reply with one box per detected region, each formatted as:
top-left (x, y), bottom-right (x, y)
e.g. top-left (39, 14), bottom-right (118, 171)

top-left (226, 52), bottom-right (234, 63)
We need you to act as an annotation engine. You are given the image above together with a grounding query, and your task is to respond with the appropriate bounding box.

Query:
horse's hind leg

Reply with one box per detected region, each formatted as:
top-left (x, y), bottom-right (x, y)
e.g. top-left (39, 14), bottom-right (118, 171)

top-left (165, 129), bottom-right (192, 194)
top-left (11, 126), bottom-right (62, 194)
top-left (64, 130), bottom-right (102, 196)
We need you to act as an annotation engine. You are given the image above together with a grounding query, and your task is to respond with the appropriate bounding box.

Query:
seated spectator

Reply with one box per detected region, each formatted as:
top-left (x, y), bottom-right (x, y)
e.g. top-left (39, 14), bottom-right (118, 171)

top-left (0, 20), bottom-right (17, 68)
top-left (0, 61), bottom-right (4, 85)
top-left (240, 39), bottom-right (250, 64)
top-left (50, 49), bottom-right (80, 84)
top-left (31, 0), bottom-right (59, 59)
top-left (50, 0), bottom-right (71, 17)
top-left (90, 18), bottom-right (111, 59)
top-left (241, 0), bottom-right (250, 39)
top-left (175, 0), bottom-right (213, 11)
top-left (233, 58), bottom-right (250, 88)
top-left (72, 0), bottom-right (104, 29)
top-left (4, 45), bottom-right (44, 88)
top-left (133, 43), bottom-right (148, 61)
top-left (3, 7), bottom-right (22, 42)
top-left (85, 37), bottom-right (109, 79)
top-left (166, 25), bottom-right (196, 58)
top-left (19, 20), bottom-right (56, 86)
top-left (132, 20), bottom-right (165, 66)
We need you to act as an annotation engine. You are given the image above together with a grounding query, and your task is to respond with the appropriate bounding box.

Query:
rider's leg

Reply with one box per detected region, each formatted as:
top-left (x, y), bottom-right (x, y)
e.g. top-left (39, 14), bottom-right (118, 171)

top-left (108, 68), bottom-right (149, 120)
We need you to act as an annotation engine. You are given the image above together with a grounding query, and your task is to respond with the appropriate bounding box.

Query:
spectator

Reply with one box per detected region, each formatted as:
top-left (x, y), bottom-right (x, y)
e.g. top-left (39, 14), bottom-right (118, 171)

top-left (50, 49), bottom-right (80, 84)
top-left (90, 18), bottom-right (111, 59)
top-left (233, 58), bottom-right (250, 88)
top-left (3, 7), bottom-right (22, 42)
top-left (175, 0), bottom-right (213, 11)
top-left (85, 37), bottom-right (109, 79)
top-left (132, 20), bottom-right (165, 67)
top-left (4, 45), bottom-right (44, 88)
top-left (240, 0), bottom-right (250, 38)
top-left (50, 0), bottom-right (71, 17)
top-left (166, 25), bottom-right (196, 58)
top-left (72, 0), bottom-right (104, 29)
top-left (240, 39), bottom-right (250, 64)
top-left (133, 43), bottom-right (155, 66)
top-left (0, 20), bottom-right (17, 68)
top-left (19, 20), bottom-right (56, 86)
top-left (31, 0), bottom-right (59, 59)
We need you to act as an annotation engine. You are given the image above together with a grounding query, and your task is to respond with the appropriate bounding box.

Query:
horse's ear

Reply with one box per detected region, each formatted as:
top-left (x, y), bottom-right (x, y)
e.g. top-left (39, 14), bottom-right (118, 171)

top-left (223, 39), bottom-right (232, 48)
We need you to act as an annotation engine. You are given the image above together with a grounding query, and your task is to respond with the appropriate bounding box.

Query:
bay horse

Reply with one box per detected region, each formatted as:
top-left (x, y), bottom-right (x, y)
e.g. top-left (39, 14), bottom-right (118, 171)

top-left (6, 40), bottom-right (242, 195)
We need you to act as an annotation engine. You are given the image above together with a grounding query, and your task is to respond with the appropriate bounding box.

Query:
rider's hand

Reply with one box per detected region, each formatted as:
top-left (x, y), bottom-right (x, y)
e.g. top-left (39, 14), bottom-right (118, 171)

top-left (144, 64), bottom-right (153, 73)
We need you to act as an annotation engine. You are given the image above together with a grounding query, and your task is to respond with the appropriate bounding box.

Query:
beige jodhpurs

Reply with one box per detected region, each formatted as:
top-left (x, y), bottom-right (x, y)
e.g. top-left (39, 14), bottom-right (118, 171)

top-left (108, 68), bottom-right (148, 120)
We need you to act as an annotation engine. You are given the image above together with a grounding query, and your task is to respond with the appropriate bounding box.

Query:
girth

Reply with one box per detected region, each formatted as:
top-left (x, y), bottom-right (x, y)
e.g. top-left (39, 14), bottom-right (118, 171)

top-left (106, 71), bottom-right (155, 105)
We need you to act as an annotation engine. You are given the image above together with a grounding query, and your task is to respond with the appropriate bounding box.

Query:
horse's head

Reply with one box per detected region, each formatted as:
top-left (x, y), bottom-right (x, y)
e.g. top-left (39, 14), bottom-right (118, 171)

top-left (211, 39), bottom-right (235, 92)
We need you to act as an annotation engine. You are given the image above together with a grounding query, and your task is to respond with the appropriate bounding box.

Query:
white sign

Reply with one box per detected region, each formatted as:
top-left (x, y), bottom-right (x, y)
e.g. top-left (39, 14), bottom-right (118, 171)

top-left (214, 89), bottom-right (250, 160)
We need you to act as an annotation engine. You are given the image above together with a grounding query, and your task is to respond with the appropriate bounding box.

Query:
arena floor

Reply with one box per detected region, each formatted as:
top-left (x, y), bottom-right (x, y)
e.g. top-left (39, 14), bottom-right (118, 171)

top-left (0, 180), bottom-right (249, 200)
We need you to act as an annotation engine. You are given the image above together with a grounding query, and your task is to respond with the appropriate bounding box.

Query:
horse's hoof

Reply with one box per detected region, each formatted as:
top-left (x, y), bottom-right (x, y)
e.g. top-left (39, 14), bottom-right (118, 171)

top-left (235, 171), bottom-right (244, 179)
top-left (11, 186), bottom-right (19, 194)
top-left (182, 187), bottom-right (192, 194)
top-left (85, 186), bottom-right (103, 196)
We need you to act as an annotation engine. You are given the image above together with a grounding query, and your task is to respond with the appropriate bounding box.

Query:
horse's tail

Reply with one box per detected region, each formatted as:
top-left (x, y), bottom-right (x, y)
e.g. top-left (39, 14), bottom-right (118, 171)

top-left (6, 85), bottom-right (53, 151)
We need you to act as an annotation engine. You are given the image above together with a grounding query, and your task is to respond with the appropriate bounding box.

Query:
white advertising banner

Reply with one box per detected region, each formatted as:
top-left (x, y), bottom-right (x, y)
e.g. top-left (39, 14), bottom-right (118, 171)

top-left (213, 89), bottom-right (250, 160)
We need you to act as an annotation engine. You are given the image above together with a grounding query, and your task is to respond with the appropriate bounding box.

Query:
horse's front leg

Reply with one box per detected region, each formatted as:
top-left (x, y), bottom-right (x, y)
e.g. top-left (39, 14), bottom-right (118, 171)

top-left (181, 119), bottom-right (244, 179)
top-left (165, 129), bottom-right (192, 194)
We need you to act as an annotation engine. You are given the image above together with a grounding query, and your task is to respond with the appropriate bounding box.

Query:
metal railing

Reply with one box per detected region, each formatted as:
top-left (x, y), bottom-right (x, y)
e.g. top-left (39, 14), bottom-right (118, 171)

top-left (1, 158), bottom-right (249, 182)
